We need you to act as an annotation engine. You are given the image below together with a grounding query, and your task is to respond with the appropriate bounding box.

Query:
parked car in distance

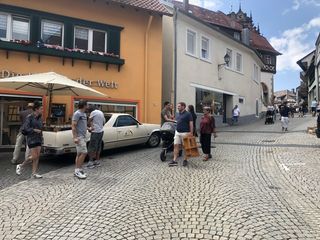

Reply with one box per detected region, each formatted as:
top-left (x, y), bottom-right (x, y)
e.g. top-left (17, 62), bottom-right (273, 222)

top-left (42, 113), bottom-right (161, 155)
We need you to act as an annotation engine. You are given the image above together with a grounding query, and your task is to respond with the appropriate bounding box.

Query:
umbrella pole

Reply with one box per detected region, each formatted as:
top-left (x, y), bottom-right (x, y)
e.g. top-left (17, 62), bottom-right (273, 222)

top-left (47, 90), bottom-right (53, 124)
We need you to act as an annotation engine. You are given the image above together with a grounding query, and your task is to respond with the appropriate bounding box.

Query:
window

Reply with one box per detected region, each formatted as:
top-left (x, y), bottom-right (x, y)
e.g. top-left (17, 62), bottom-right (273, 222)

top-left (201, 36), bottom-right (210, 60)
top-left (74, 27), bottom-right (107, 52)
top-left (236, 53), bottom-right (242, 72)
top-left (265, 55), bottom-right (272, 65)
top-left (186, 29), bottom-right (196, 56)
top-left (253, 64), bottom-right (259, 82)
top-left (234, 32), bottom-right (240, 41)
top-left (239, 97), bottom-right (245, 104)
top-left (0, 13), bottom-right (30, 41)
top-left (115, 116), bottom-right (138, 127)
top-left (41, 20), bottom-right (63, 46)
top-left (75, 27), bottom-right (89, 50)
top-left (0, 14), bottom-right (7, 39)
top-left (195, 88), bottom-right (224, 115)
top-left (226, 49), bottom-right (233, 68)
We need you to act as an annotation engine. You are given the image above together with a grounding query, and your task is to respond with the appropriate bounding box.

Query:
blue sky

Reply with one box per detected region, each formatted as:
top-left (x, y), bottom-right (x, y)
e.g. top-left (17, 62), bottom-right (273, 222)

top-left (182, 0), bottom-right (320, 91)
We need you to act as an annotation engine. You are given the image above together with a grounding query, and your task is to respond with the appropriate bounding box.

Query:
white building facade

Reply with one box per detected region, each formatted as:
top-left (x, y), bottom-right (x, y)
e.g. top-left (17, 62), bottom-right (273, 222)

top-left (163, 9), bottom-right (264, 126)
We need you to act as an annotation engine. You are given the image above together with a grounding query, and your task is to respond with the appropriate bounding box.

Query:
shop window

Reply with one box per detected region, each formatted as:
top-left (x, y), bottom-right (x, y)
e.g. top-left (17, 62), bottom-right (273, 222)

top-left (186, 29), bottom-right (196, 56)
top-left (201, 36), bottom-right (210, 60)
top-left (7, 105), bottom-right (20, 122)
top-left (41, 20), bottom-right (64, 46)
top-left (236, 52), bottom-right (242, 72)
top-left (74, 27), bottom-right (107, 52)
top-left (0, 13), bottom-right (30, 41)
top-left (195, 88), bottom-right (224, 116)
top-left (226, 48), bottom-right (233, 68)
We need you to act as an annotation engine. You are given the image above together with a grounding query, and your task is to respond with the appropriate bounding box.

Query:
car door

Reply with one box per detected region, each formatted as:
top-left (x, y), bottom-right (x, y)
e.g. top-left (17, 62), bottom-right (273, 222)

top-left (114, 115), bottom-right (148, 147)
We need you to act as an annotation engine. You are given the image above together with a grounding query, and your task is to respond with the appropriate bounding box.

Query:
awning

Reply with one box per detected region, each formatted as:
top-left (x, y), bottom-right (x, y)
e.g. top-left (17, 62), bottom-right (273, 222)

top-left (190, 83), bottom-right (237, 96)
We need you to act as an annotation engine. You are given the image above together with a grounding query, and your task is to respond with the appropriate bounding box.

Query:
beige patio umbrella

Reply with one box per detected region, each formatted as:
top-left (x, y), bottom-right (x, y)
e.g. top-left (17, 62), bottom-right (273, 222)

top-left (0, 72), bottom-right (107, 117)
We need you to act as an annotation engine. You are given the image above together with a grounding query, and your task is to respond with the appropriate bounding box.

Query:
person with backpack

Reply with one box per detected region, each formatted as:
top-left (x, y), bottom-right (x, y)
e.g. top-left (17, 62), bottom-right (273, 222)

top-left (16, 101), bottom-right (43, 178)
top-left (200, 106), bottom-right (217, 161)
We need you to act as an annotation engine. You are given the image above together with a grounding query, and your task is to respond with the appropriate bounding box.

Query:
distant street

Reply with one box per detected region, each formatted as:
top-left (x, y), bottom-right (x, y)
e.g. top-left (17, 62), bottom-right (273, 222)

top-left (0, 115), bottom-right (320, 240)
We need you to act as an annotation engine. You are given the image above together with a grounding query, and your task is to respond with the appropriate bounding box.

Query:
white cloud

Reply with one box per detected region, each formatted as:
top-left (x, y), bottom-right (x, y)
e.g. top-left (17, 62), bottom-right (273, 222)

top-left (283, 0), bottom-right (320, 15)
top-left (270, 16), bottom-right (320, 71)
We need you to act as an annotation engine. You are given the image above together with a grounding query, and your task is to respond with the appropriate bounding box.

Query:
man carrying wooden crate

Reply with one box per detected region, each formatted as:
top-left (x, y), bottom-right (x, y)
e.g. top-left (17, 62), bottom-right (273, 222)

top-left (169, 102), bottom-right (194, 167)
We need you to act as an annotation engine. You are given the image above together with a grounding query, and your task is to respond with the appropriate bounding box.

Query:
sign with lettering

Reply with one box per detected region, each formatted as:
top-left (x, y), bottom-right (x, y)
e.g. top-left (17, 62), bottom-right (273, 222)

top-left (0, 70), bottom-right (119, 89)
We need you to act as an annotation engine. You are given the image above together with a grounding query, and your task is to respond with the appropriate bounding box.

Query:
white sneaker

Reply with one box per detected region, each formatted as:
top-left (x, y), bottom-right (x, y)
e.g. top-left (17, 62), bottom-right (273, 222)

top-left (86, 161), bottom-right (95, 169)
top-left (32, 174), bottom-right (43, 179)
top-left (74, 170), bottom-right (87, 179)
top-left (16, 164), bottom-right (22, 175)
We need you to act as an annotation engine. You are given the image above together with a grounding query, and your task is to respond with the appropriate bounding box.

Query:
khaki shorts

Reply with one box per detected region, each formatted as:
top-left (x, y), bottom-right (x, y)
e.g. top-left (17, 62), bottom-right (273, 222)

top-left (76, 137), bottom-right (87, 154)
top-left (174, 131), bottom-right (189, 145)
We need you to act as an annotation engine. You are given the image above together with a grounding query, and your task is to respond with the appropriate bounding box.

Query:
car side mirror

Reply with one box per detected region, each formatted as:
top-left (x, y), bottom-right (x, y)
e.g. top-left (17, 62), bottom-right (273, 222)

top-left (136, 123), bottom-right (139, 128)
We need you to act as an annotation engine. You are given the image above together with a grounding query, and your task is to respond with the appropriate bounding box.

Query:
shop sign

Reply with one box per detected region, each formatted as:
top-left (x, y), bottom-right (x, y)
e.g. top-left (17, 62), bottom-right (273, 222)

top-left (0, 70), bottom-right (118, 89)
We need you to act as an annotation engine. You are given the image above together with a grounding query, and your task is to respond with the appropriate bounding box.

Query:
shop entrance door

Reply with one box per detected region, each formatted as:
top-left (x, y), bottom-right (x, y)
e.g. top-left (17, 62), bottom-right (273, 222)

top-left (0, 95), bottom-right (42, 146)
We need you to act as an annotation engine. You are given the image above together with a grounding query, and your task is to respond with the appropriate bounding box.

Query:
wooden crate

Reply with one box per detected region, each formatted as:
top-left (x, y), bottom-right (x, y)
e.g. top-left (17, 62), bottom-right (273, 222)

top-left (183, 136), bottom-right (200, 159)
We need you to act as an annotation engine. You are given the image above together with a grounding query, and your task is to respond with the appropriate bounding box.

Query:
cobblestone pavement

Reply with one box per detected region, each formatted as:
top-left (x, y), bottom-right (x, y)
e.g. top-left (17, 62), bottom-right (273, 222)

top-left (0, 115), bottom-right (319, 240)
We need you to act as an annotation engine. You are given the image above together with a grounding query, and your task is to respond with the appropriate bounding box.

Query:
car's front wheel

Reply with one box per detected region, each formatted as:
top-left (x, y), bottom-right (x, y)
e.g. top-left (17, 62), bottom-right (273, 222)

top-left (147, 133), bottom-right (160, 147)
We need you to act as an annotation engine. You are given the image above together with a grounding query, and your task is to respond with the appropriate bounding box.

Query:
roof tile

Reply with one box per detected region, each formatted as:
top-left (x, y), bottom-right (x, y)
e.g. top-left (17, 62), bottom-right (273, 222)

top-left (108, 0), bottom-right (170, 15)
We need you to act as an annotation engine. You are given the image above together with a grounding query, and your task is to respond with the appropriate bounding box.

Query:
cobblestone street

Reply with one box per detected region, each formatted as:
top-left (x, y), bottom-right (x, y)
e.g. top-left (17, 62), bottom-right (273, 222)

top-left (0, 116), bottom-right (319, 240)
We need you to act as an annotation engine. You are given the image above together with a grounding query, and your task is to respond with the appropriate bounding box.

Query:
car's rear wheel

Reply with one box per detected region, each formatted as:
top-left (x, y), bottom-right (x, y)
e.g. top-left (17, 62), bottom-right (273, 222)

top-left (147, 133), bottom-right (160, 147)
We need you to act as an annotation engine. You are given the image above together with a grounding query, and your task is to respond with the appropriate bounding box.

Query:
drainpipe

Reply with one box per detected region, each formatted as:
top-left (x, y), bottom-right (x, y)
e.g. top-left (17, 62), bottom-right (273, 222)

top-left (0, 99), bottom-right (3, 145)
top-left (144, 15), bottom-right (153, 122)
top-left (173, 8), bottom-right (178, 109)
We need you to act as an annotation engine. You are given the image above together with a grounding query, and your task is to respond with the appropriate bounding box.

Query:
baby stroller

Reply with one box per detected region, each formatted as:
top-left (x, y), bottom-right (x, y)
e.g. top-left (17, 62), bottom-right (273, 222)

top-left (160, 122), bottom-right (182, 161)
top-left (265, 110), bottom-right (274, 124)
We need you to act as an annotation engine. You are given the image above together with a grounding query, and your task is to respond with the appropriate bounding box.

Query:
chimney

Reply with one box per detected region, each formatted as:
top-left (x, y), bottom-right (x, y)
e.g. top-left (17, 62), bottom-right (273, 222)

top-left (183, 0), bottom-right (189, 11)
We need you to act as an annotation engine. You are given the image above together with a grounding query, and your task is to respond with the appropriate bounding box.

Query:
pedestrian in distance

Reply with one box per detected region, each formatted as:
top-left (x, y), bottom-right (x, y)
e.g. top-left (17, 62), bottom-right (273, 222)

top-left (169, 102), bottom-right (193, 167)
top-left (11, 102), bottom-right (33, 164)
top-left (187, 105), bottom-right (198, 137)
top-left (200, 106), bottom-right (217, 161)
top-left (280, 102), bottom-right (290, 132)
top-left (72, 100), bottom-right (89, 179)
top-left (231, 105), bottom-right (240, 125)
top-left (311, 98), bottom-right (317, 117)
top-left (16, 101), bottom-right (43, 179)
top-left (86, 105), bottom-right (105, 169)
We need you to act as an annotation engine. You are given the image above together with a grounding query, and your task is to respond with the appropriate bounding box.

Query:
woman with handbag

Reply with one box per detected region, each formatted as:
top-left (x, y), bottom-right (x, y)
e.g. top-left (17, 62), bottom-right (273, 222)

top-left (16, 101), bottom-right (43, 178)
top-left (200, 106), bottom-right (217, 161)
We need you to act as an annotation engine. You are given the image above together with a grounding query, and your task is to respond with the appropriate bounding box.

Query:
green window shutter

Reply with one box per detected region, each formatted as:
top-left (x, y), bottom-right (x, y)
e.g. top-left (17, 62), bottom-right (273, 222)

top-left (30, 15), bottom-right (40, 43)
top-left (64, 22), bottom-right (74, 48)
top-left (108, 30), bottom-right (120, 56)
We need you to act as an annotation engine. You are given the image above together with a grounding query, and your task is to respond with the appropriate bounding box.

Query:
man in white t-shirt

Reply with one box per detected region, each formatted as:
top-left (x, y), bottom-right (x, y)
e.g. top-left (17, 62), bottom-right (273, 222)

top-left (87, 106), bottom-right (105, 168)
top-left (232, 105), bottom-right (240, 124)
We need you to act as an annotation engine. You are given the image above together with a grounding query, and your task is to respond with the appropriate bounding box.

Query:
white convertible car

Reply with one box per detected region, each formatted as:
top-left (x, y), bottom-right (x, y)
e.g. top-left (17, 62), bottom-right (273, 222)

top-left (42, 113), bottom-right (161, 155)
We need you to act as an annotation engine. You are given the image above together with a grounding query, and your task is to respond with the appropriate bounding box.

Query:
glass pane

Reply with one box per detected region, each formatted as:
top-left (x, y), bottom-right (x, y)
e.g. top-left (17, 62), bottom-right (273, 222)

top-left (42, 20), bottom-right (63, 46)
top-left (227, 49), bottom-right (232, 67)
top-left (12, 17), bottom-right (29, 41)
top-left (236, 53), bottom-right (242, 71)
top-left (201, 38), bottom-right (208, 59)
top-left (196, 88), bottom-right (224, 115)
top-left (187, 31), bottom-right (195, 54)
top-left (75, 27), bottom-right (88, 50)
top-left (92, 30), bottom-right (106, 52)
top-left (0, 14), bottom-right (7, 39)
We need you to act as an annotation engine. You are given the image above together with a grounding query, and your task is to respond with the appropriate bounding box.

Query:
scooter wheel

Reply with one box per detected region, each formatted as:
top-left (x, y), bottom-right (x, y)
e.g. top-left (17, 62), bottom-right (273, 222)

top-left (160, 150), bottom-right (166, 162)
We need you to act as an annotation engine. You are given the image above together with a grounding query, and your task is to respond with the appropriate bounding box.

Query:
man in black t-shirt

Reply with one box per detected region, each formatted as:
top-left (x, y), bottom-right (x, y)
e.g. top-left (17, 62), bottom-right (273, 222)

top-left (280, 103), bottom-right (290, 132)
top-left (169, 102), bottom-right (193, 167)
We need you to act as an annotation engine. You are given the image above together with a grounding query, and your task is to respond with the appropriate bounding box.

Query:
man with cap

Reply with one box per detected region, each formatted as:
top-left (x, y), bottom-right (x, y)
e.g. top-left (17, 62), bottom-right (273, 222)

top-left (11, 103), bottom-right (33, 164)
